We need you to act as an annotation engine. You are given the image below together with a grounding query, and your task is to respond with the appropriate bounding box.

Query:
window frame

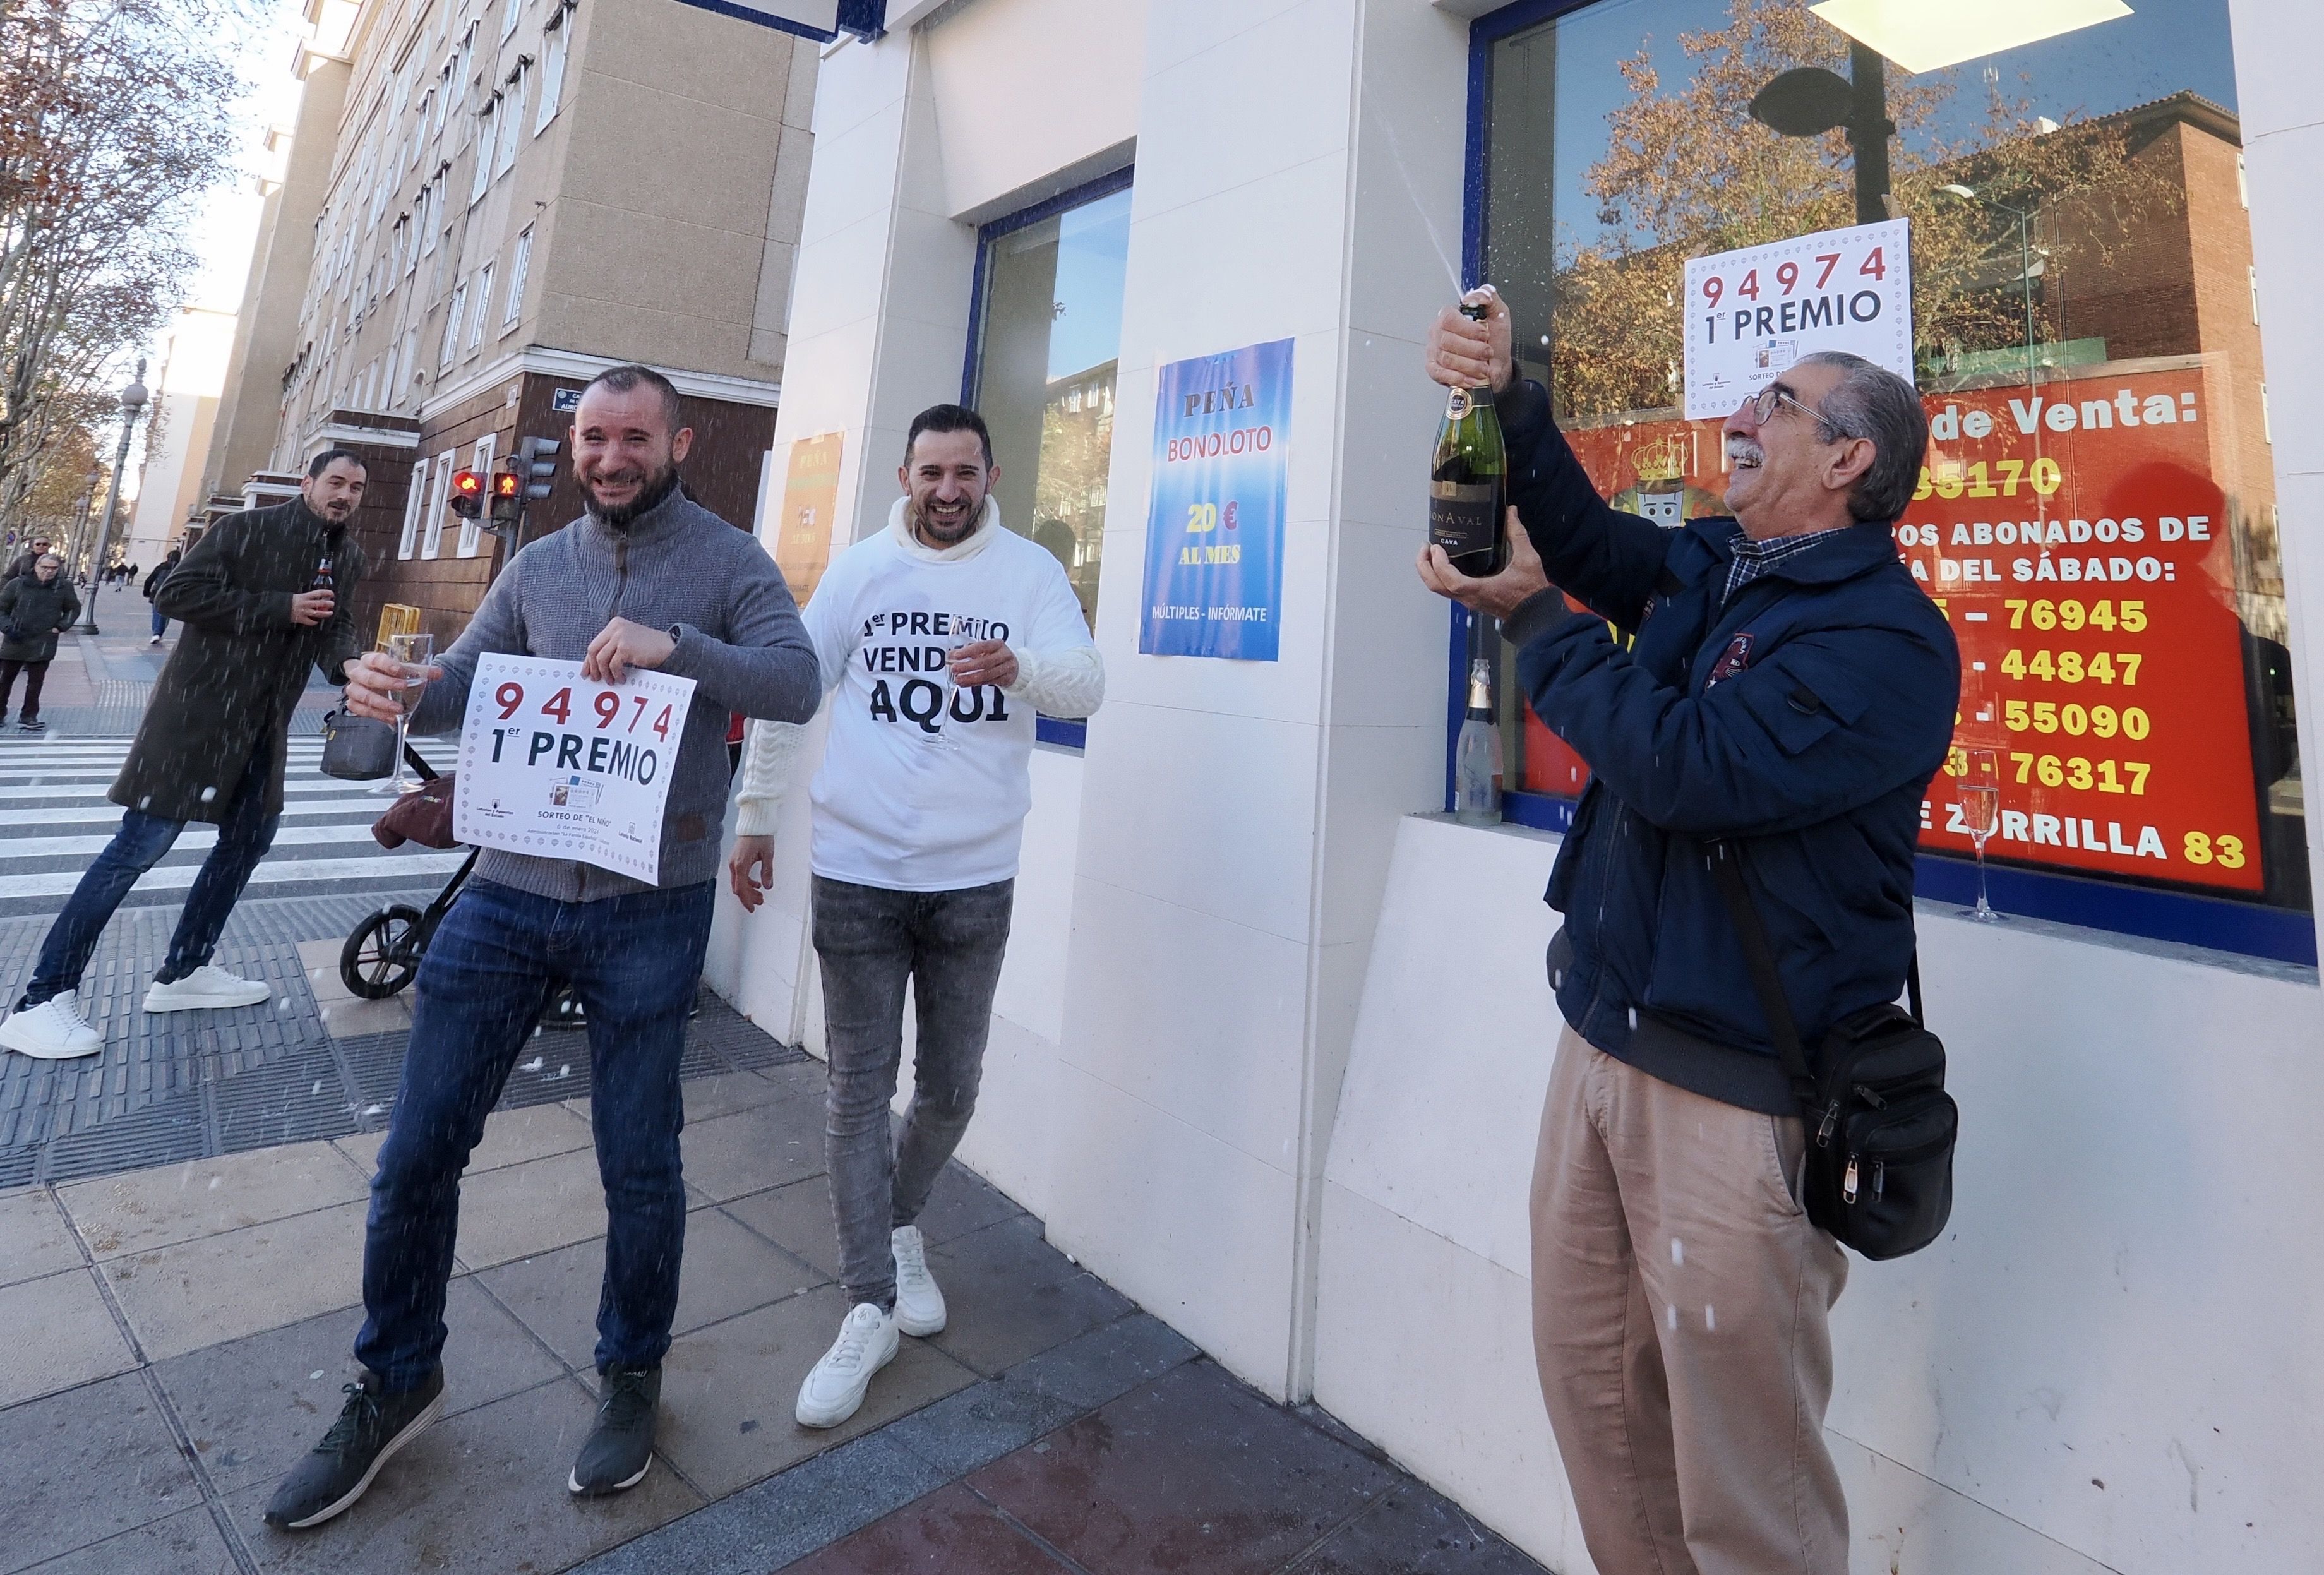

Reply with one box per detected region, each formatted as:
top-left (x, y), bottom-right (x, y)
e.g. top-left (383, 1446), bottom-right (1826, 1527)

top-left (503, 225), bottom-right (532, 328)
top-left (420, 450), bottom-right (455, 558)
top-left (535, 4), bottom-right (570, 133)
top-left (398, 457), bottom-right (429, 559)
top-left (460, 433), bottom-right (494, 557)
top-left (1457, 0), bottom-right (2314, 966)
top-left (959, 164), bottom-right (1135, 753)
top-left (468, 261), bottom-right (495, 350)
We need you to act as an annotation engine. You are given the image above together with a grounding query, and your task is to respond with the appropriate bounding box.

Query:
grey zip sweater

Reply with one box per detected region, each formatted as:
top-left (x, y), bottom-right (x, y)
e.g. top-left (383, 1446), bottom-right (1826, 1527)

top-left (409, 484), bottom-right (820, 902)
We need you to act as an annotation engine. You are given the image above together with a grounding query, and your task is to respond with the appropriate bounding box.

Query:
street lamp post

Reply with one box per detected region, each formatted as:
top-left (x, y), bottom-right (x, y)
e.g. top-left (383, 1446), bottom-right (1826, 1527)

top-left (1937, 183), bottom-right (2041, 395)
top-left (77, 360), bottom-right (148, 635)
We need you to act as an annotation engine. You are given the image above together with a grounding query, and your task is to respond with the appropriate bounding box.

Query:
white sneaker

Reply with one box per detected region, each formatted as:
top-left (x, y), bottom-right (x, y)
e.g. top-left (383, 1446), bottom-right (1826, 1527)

top-left (142, 965), bottom-right (272, 1012)
top-left (147, 634), bottom-right (162, 645)
top-left (891, 1226), bottom-right (947, 1336)
top-left (794, 1303), bottom-right (899, 1429)
top-left (0, 992), bottom-right (104, 1059)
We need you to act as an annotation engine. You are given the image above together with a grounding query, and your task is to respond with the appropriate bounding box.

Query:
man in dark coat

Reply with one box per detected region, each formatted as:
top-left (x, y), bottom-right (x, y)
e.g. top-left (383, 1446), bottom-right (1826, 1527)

top-left (4, 534), bottom-right (52, 582)
top-left (0, 553), bottom-right (79, 728)
top-left (0, 450), bottom-right (368, 1062)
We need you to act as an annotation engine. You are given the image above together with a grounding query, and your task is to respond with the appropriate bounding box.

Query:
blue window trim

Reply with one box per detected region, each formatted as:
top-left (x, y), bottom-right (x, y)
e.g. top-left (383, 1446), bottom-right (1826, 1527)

top-left (669, 0), bottom-right (884, 44)
top-left (959, 164), bottom-right (1134, 757)
top-left (1454, 0), bottom-right (2316, 967)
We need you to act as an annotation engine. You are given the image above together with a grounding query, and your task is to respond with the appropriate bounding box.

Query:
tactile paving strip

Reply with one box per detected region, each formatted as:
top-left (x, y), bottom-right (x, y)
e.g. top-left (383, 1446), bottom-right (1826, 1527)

top-left (1, 890), bottom-right (804, 1184)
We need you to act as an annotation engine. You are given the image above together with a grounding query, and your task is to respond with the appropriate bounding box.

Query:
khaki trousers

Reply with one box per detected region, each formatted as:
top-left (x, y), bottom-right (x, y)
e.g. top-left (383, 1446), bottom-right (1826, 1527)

top-left (1530, 1027), bottom-right (1850, 1575)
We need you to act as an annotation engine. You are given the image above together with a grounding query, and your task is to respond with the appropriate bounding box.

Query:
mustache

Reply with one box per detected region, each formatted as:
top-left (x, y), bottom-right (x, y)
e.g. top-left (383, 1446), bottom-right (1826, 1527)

top-left (1726, 438), bottom-right (1764, 466)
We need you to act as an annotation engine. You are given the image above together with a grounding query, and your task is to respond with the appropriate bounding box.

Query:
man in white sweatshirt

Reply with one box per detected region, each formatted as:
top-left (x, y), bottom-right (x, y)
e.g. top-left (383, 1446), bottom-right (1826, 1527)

top-left (728, 403), bottom-right (1103, 1428)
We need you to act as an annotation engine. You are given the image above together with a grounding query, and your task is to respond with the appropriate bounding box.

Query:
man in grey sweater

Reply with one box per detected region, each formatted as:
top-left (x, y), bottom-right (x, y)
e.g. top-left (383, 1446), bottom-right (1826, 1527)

top-left (265, 366), bottom-right (820, 1530)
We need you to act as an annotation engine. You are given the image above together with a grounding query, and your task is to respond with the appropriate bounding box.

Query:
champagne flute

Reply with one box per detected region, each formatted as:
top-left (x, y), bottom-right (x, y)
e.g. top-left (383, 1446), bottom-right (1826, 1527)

top-left (930, 632), bottom-right (970, 749)
top-left (376, 630), bottom-right (435, 796)
top-left (1958, 746), bottom-right (2002, 922)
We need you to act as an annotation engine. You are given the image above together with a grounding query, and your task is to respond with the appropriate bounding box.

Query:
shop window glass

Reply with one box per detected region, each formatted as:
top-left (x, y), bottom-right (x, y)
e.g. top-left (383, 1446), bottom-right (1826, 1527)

top-left (966, 178), bottom-right (1131, 632)
top-left (1475, 0), bottom-right (2307, 925)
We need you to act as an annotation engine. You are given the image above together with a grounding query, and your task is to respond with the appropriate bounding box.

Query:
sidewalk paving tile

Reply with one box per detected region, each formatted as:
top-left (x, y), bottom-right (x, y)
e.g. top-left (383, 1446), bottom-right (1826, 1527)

top-left (781, 1480), bottom-right (1073, 1573)
top-left (913, 1163), bottom-right (1029, 1244)
top-left (926, 1214), bottom-right (1135, 1379)
top-left (0, 1187), bottom-right (82, 1285)
top-left (333, 1099), bottom-right (594, 1177)
top-left (674, 1096), bottom-right (827, 1204)
top-left (231, 1375), bottom-right (703, 1574)
top-left (566, 1429), bottom-right (950, 1575)
top-left (448, 1147), bottom-right (652, 1272)
top-left (313, 995), bottom-right (411, 1040)
top-left (15, 1505), bottom-right (239, 1575)
top-left (1285, 1481), bottom-right (1545, 1574)
top-left (679, 1069), bottom-right (792, 1122)
top-left (650, 1283), bottom-right (978, 1497)
top-left (152, 1277), bottom-right (568, 1500)
top-left (721, 1175), bottom-right (841, 1278)
top-left (99, 1198), bottom-right (369, 1361)
top-left (59, 1140), bottom-right (371, 1260)
top-left (0, 1267), bottom-right (139, 1406)
top-left (476, 1206), bottom-right (822, 1370)
top-left (966, 1361), bottom-right (1398, 1575)
top-left (0, 1372), bottom-right (198, 1573)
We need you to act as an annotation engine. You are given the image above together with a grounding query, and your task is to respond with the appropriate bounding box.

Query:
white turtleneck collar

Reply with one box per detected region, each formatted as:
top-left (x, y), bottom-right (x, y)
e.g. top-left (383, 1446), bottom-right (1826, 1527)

top-left (886, 494), bottom-right (1005, 563)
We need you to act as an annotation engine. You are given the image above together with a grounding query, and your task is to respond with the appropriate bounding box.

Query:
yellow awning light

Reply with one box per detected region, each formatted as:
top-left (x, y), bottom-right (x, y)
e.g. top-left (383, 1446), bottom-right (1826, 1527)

top-left (1807, 0), bottom-right (2133, 75)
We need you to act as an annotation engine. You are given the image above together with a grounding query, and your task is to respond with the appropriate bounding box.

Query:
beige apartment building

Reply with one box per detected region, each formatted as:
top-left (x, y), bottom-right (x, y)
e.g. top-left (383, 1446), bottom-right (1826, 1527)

top-left (220, 0), bottom-right (815, 645)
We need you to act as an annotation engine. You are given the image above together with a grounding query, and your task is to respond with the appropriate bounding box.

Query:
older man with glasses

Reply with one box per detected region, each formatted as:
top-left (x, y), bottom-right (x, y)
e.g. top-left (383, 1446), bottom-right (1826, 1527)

top-left (1417, 291), bottom-right (1959, 1575)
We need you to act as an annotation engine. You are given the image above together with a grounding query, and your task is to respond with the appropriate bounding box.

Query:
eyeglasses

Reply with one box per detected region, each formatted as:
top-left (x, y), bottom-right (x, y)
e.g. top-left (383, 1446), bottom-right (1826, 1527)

top-left (1746, 383), bottom-right (1824, 424)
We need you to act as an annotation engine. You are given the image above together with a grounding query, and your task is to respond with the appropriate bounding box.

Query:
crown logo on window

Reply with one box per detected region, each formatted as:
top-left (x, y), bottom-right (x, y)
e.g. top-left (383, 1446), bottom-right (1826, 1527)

top-left (1632, 434), bottom-right (1688, 486)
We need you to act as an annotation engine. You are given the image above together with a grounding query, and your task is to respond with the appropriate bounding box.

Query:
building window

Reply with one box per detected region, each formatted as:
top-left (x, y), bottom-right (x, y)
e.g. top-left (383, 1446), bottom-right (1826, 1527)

top-left (965, 172), bottom-right (1132, 635)
top-left (418, 183), bottom-right (438, 256)
top-left (493, 66), bottom-right (526, 176)
top-left (1470, 0), bottom-right (2306, 955)
top-left (535, 7), bottom-right (570, 132)
top-left (439, 281), bottom-right (466, 368)
top-left (467, 263), bottom-right (494, 349)
top-left (420, 450), bottom-right (455, 558)
top-left (501, 0), bottom-right (520, 40)
top-left (503, 226), bottom-right (532, 328)
top-left (470, 99), bottom-right (496, 204)
top-left (398, 458), bottom-right (429, 558)
top-left (460, 433), bottom-right (494, 557)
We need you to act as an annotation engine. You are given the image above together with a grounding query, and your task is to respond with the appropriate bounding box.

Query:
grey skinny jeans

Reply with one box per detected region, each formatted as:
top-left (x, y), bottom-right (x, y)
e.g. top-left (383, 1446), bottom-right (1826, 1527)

top-left (812, 874), bottom-right (1013, 1309)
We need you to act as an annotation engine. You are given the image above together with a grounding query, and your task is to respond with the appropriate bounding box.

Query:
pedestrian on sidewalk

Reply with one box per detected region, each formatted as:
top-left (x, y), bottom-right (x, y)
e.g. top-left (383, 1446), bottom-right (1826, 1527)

top-left (1415, 296), bottom-right (1958, 1575)
top-left (728, 403), bottom-right (1104, 1432)
top-left (3, 534), bottom-right (50, 582)
top-left (263, 364), bottom-right (822, 1531)
top-left (0, 553), bottom-right (80, 729)
top-left (144, 545), bottom-right (181, 644)
top-left (0, 452), bottom-right (368, 1062)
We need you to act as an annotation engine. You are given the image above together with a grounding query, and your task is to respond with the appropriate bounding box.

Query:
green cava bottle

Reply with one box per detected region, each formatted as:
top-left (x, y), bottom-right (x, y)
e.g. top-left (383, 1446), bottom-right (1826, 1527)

top-left (1429, 299), bottom-right (1508, 578)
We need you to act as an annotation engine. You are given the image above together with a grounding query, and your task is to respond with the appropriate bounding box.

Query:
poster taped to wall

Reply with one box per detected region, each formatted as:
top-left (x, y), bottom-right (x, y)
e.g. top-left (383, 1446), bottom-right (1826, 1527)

top-left (774, 432), bottom-right (842, 606)
top-left (1682, 218), bottom-right (1914, 419)
top-left (1139, 337), bottom-right (1292, 660)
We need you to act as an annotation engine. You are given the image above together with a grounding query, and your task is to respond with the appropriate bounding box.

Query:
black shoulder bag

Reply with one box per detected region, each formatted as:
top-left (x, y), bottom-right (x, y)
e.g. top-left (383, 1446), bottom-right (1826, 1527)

top-left (1710, 841), bottom-right (1958, 1260)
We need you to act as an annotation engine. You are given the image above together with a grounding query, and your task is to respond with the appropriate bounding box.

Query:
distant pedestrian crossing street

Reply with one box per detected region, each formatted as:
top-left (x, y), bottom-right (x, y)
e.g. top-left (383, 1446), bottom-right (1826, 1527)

top-left (0, 734), bottom-right (464, 916)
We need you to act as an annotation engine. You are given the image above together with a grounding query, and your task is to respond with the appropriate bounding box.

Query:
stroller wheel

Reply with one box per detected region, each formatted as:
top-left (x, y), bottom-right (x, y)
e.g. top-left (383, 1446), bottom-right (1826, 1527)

top-left (342, 905), bottom-right (426, 999)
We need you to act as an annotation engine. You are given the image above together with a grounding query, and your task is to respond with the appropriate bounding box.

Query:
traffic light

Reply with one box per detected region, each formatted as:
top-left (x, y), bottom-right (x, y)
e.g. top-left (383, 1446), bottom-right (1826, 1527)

top-left (489, 467), bottom-right (522, 524)
top-left (517, 435), bottom-right (561, 500)
top-left (447, 469), bottom-right (485, 518)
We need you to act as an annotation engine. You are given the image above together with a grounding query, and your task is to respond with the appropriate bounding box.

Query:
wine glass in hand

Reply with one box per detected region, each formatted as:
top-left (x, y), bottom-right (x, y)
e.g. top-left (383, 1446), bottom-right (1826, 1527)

top-left (1958, 747), bottom-right (2002, 922)
top-left (373, 631), bottom-right (435, 796)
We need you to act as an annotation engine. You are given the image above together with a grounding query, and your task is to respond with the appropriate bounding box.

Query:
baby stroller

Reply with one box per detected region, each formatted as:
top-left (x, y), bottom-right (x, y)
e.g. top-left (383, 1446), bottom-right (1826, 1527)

top-left (337, 743), bottom-right (588, 1029)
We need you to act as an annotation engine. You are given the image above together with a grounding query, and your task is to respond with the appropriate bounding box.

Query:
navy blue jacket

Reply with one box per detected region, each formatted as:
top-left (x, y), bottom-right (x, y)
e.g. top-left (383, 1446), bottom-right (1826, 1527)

top-left (1498, 381), bottom-right (1960, 1113)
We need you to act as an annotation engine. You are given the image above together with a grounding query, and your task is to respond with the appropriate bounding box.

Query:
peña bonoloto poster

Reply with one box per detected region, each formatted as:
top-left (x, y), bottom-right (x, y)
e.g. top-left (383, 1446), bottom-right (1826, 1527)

top-left (1139, 337), bottom-right (1292, 661)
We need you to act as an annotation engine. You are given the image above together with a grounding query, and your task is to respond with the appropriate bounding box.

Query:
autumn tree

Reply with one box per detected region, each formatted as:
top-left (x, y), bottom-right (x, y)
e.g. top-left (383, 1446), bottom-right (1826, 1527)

top-left (1506, 0), bottom-right (2181, 421)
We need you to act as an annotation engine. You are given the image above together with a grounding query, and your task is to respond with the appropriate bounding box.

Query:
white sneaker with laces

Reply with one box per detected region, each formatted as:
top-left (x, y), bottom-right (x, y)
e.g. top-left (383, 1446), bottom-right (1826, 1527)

top-left (143, 964), bottom-right (272, 1013)
top-left (794, 1302), bottom-right (899, 1429)
top-left (0, 992), bottom-right (104, 1059)
top-left (891, 1225), bottom-right (947, 1336)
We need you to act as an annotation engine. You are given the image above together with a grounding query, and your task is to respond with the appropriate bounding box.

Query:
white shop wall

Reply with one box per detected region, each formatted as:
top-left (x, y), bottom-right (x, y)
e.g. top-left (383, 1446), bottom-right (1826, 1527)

top-left (716, 1), bottom-right (2324, 1572)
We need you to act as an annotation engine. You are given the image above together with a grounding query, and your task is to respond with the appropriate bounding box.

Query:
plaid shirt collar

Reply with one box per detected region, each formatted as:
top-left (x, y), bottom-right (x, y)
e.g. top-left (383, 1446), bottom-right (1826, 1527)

top-left (1723, 524), bottom-right (1855, 604)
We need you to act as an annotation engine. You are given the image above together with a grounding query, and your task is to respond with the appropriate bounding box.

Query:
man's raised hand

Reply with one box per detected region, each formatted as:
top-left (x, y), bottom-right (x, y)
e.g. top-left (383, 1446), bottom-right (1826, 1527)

top-left (344, 649), bottom-right (445, 722)
top-left (1425, 287), bottom-right (1514, 394)
top-left (1416, 507), bottom-right (1553, 622)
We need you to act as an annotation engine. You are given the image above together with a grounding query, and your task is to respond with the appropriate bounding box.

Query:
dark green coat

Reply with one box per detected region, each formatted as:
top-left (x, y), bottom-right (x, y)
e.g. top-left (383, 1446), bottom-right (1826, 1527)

top-left (0, 574), bottom-right (79, 662)
top-left (120, 499), bottom-right (366, 824)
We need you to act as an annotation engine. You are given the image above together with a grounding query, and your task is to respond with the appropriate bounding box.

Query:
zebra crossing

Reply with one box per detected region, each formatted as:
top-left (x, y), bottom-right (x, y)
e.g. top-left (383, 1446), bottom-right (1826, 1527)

top-left (0, 734), bottom-right (466, 917)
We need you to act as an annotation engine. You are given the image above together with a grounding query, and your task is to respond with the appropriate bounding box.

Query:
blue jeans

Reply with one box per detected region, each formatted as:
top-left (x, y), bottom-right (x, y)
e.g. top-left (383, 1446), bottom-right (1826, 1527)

top-left (18, 756), bottom-right (280, 1007)
top-left (355, 877), bottom-right (714, 1389)
top-left (150, 604), bottom-right (166, 637)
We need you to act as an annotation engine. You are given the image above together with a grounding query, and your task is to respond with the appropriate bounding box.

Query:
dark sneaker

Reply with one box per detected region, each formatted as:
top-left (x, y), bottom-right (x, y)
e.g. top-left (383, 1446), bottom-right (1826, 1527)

top-left (263, 1369), bottom-right (445, 1530)
top-left (568, 1363), bottom-right (660, 1495)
